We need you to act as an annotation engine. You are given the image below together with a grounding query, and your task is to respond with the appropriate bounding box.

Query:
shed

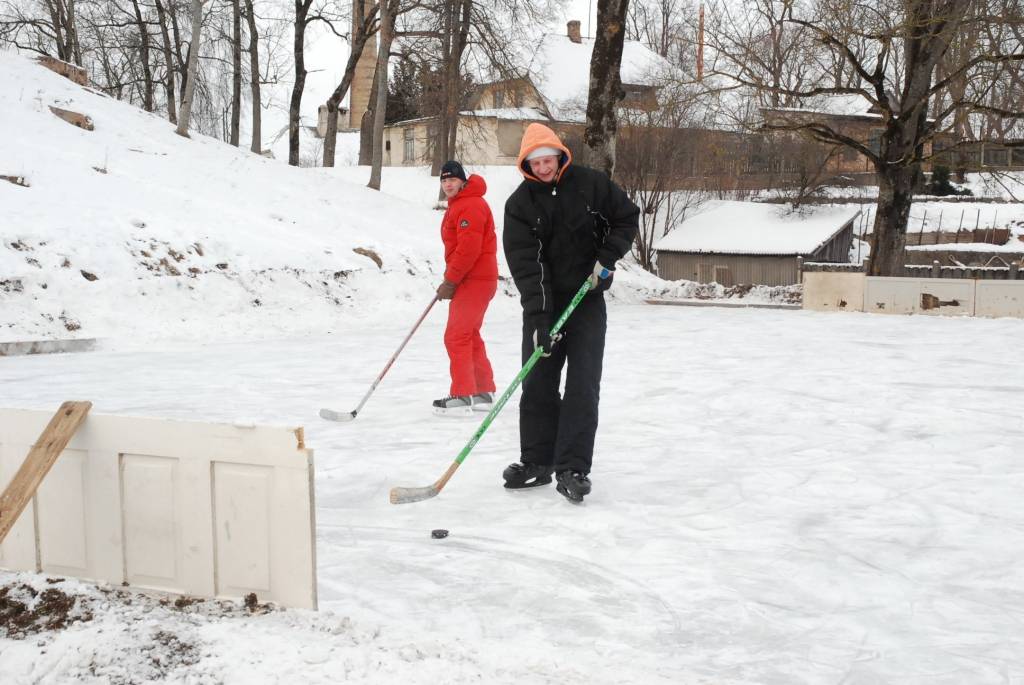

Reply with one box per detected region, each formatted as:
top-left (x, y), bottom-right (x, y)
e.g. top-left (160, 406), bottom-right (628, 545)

top-left (654, 201), bottom-right (861, 286)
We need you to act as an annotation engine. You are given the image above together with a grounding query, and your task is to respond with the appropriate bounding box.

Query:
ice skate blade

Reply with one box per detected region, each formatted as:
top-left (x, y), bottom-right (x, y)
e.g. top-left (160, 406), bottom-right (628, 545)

top-left (503, 475), bottom-right (553, 489)
top-left (433, 406), bottom-right (474, 418)
top-left (556, 483), bottom-right (586, 504)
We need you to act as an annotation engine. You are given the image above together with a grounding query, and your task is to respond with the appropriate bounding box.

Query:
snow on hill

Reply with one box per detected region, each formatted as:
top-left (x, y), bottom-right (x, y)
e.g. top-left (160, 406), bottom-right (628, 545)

top-left (0, 50), bottom-right (456, 343)
top-left (0, 50), bottom-right (800, 346)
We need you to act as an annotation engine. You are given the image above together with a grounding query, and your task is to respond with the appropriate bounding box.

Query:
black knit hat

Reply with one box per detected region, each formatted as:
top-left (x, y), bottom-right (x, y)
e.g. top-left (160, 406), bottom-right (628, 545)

top-left (440, 160), bottom-right (467, 182)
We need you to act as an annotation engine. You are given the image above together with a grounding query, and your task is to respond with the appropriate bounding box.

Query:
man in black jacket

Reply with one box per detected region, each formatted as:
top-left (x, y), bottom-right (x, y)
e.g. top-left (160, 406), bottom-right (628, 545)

top-left (502, 122), bottom-right (639, 503)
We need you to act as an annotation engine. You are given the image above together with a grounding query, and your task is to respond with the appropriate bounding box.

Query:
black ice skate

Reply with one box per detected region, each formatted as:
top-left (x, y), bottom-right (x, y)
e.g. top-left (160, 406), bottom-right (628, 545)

top-left (502, 462), bottom-right (553, 489)
top-left (432, 395), bottom-right (473, 417)
top-left (555, 470), bottom-right (591, 503)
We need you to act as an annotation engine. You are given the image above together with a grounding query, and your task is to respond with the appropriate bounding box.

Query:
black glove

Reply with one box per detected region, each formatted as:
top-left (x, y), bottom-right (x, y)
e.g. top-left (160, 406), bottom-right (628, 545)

top-left (528, 313), bottom-right (557, 357)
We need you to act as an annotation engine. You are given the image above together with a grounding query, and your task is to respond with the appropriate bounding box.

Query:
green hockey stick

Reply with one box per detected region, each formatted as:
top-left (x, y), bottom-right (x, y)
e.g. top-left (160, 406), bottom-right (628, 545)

top-left (390, 277), bottom-right (595, 504)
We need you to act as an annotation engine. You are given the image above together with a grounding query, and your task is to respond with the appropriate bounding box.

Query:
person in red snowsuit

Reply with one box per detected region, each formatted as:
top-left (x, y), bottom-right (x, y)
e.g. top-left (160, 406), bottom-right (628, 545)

top-left (433, 161), bottom-right (499, 416)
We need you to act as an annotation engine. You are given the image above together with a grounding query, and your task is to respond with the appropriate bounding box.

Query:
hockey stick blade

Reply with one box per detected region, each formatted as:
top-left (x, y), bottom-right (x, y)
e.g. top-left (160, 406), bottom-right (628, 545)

top-left (389, 483), bottom-right (440, 504)
top-left (319, 408), bottom-right (357, 422)
top-left (390, 462), bottom-right (460, 505)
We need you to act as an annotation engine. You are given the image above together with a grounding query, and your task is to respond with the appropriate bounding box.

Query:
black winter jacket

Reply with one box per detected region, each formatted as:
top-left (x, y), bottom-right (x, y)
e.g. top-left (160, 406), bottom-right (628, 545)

top-left (503, 164), bottom-right (639, 316)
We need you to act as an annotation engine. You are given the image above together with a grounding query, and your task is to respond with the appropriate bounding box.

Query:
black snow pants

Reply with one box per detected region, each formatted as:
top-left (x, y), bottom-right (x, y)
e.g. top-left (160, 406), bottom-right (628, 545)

top-left (519, 291), bottom-right (607, 475)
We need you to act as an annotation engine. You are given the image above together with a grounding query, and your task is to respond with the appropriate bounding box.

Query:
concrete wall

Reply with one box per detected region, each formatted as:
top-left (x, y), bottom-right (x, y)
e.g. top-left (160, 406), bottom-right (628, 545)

top-left (802, 271), bottom-right (865, 312)
top-left (976, 281), bottom-right (1024, 318)
top-left (803, 272), bottom-right (1024, 318)
top-left (0, 410), bottom-right (317, 609)
top-left (864, 277), bottom-right (975, 316)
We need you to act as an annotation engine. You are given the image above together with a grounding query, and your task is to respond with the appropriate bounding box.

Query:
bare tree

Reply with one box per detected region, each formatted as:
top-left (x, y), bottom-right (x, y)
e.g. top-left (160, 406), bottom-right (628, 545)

top-left (154, 0), bottom-right (178, 123)
top-left (711, 0), bottom-right (1024, 276)
top-left (242, 0), bottom-right (260, 151)
top-left (585, 0), bottom-right (631, 176)
top-left (228, 0), bottom-right (241, 145)
top-left (175, 0), bottom-right (204, 137)
top-left (368, 0), bottom-right (395, 189)
top-left (322, 0), bottom-right (380, 167)
top-left (289, 0), bottom-right (342, 165)
top-left (1, 0), bottom-right (82, 64)
top-left (126, 0), bottom-right (155, 111)
top-left (431, 0), bottom-right (471, 173)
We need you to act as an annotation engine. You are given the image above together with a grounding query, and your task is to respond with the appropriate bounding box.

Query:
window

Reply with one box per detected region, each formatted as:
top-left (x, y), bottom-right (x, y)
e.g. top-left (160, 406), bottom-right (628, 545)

top-left (984, 147), bottom-right (1009, 168)
top-left (403, 128), bottom-right (415, 162)
top-left (1013, 148), bottom-right (1024, 167)
top-left (492, 90), bottom-right (505, 109)
top-left (498, 121), bottom-right (523, 157)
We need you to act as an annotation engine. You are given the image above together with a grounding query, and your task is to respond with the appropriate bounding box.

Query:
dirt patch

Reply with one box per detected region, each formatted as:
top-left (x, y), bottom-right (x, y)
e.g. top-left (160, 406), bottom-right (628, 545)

top-left (0, 583), bottom-right (93, 638)
top-left (148, 630), bottom-right (200, 672)
top-left (353, 247), bottom-right (383, 269)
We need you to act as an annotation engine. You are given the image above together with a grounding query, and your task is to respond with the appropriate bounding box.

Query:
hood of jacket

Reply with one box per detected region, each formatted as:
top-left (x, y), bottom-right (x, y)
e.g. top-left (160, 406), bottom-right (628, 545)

top-left (515, 123), bottom-right (572, 184)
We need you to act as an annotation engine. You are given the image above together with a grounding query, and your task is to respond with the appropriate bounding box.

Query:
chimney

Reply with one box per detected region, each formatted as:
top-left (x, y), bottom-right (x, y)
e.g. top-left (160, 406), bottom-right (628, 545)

top-left (567, 20), bottom-right (582, 43)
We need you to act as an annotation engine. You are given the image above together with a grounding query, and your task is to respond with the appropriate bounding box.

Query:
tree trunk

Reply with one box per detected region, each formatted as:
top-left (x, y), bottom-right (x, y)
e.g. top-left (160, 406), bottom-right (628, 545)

top-left (289, 0), bottom-right (313, 166)
top-left (66, 0), bottom-right (82, 65)
top-left (432, 0), bottom-right (454, 175)
top-left (358, 63), bottom-right (380, 166)
top-left (243, 0), bottom-right (261, 153)
top-left (367, 0), bottom-right (394, 190)
top-left (229, 0), bottom-right (242, 146)
top-left (43, 0), bottom-right (68, 62)
top-left (444, 0), bottom-right (471, 165)
top-left (170, 6), bottom-right (189, 102)
top-left (584, 0), bottom-right (630, 176)
top-left (322, 4), bottom-right (377, 167)
top-left (175, 0), bottom-right (204, 138)
top-left (155, 0), bottom-right (178, 124)
top-left (129, 0), bottom-right (155, 111)
top-left (865, 0), bottom-right (969, 275)
top-left (868, 164), bottom-right (918, 277)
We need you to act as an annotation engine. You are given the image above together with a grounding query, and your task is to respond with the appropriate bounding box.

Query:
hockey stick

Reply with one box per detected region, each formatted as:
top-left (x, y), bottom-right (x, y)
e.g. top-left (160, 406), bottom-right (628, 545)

top-left (320, 295), bottom-right (439, 422)
top-left (390, 278), bottom-right (594, 504)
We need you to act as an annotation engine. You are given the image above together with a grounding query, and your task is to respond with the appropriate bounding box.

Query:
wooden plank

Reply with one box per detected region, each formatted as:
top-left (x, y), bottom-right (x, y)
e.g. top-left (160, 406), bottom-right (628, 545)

top-left (0, 401), bottom-right (92, 544)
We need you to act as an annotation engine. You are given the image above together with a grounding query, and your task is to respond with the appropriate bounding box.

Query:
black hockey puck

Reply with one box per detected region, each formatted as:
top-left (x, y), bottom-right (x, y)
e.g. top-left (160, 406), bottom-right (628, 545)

top-left (431, 529), bottom-right (449, 539)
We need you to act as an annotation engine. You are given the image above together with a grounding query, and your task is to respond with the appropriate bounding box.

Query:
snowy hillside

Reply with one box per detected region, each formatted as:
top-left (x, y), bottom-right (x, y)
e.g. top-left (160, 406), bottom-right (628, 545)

top-left (1, 51), bottom-right (712, 344)
top-left (0, 51), bottom-right (454, 342)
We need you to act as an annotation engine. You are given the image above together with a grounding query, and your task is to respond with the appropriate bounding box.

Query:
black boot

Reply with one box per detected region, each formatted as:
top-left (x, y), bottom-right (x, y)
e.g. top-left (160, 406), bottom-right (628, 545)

top-left (555, 470), bottom-right (591, 503)
top-left (502, 462), bottom-right (553, 489)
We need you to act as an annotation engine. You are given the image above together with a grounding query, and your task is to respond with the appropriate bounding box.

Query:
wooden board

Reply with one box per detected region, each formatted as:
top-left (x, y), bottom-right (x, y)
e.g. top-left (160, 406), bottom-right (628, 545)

top-left (0, 401), bottom-right (92, 543)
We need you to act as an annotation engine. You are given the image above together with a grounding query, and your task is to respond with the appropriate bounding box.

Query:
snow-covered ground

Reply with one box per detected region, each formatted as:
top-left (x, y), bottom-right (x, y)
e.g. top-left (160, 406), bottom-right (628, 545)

top-left (4, 47), bottom-right (1024, 684)
top-left (3, 305), bottom-right (1024, 684)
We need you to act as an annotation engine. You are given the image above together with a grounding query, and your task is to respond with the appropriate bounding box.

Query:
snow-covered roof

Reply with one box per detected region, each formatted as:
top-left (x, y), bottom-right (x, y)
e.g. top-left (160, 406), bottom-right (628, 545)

top-left (459, 107), bottom-right (550, 121)
top-left (655, 201), bottom-right (861, 255)
top-left (763, 93), bottom-right (878, 119)
top-left (525, 34), bottom-right (671, 122)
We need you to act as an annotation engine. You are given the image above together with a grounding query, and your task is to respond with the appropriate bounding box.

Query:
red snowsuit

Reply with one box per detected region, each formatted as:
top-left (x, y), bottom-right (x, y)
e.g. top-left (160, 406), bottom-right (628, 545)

top-left (441, 174), bottom-right (499, 397)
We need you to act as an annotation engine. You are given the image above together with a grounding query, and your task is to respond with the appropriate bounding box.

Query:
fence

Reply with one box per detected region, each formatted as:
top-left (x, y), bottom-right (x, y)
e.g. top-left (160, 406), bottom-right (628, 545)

top-left (0, 409), bottom-right (318, 609)
top-left (802, 262), bottom-right (1024, 318)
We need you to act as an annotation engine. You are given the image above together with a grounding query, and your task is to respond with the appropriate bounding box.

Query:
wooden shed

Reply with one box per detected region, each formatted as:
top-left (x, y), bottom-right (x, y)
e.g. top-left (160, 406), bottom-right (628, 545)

top-left (654, 201), bottom-right (860, 286)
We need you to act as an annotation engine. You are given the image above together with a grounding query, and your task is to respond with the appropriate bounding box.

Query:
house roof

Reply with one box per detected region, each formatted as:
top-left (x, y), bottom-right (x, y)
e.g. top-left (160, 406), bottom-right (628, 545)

top-left (523, 33), bottom-right (671, 122)
top-left (458, 107), bottom-right (550, 121)
top-left (655, 201), bottom-right (861, 256)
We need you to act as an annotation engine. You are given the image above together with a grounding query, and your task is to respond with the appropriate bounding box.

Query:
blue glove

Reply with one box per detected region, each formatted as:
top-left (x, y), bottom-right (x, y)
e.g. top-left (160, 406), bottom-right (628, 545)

top-left (587, 261), bottom-right (613, 289)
